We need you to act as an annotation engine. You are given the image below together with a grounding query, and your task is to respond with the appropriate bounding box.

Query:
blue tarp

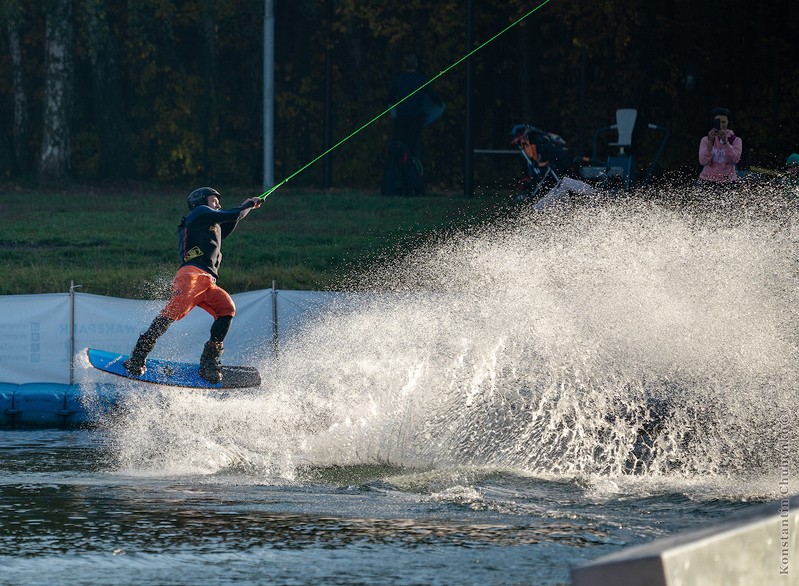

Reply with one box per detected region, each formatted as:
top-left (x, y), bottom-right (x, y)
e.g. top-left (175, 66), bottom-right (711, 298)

top-left (0, 382), bottom-right (123, 429)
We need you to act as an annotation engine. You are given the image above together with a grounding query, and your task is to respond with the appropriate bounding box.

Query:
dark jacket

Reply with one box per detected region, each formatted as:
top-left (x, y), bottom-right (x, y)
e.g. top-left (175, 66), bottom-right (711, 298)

top-left (178, 202), bottom-right (255, 279)
top-left (388, 70), bottom-right (439, 121)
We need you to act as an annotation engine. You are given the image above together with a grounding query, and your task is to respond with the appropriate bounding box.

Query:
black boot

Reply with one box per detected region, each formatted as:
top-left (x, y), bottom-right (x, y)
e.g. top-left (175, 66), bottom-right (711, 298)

top-left (124, 333), bottom-right (156, 375)
top-left (124, 315), bottom-right (173, 376)
top-left (199, 340), bottom-right (224, 383)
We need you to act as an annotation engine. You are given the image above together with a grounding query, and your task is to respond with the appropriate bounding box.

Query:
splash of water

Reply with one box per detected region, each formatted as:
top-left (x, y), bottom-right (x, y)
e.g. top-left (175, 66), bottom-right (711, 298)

top-left (106, 186), bottom-right (799, 496)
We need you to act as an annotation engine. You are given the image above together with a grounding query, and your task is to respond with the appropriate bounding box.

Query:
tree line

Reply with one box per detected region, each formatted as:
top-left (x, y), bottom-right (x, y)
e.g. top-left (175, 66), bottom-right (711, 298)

top-left (1, 0), bottom-right (797, 192)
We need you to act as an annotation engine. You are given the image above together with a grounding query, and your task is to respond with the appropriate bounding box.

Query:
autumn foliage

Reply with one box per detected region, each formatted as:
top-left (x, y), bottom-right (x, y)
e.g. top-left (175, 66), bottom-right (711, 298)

top-left (0, 0), bottom-right (796, 189)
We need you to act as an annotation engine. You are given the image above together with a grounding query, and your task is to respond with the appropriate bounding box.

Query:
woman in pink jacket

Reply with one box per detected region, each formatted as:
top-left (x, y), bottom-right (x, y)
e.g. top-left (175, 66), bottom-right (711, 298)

top-left (698, 107), bottom-right (742, 183)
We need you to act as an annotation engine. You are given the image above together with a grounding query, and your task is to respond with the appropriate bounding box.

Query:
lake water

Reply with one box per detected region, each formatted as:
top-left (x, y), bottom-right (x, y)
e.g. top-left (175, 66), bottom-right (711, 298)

top-left (2, 191), bottom-right (797, 585)
top-left (0, 429), bottom-right (768, 586)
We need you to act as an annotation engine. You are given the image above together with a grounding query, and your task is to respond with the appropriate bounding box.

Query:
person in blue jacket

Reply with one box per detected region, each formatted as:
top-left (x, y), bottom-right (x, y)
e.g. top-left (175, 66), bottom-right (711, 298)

top-left (124, 187), bottom-right (261, 383)
top-left (387, 54), bottom-right (440, 160)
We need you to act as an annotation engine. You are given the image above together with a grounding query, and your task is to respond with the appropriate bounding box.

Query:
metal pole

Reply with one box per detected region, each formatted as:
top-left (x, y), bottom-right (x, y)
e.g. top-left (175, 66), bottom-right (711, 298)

top-left (322, 0), bottom-right (333, 188)
top-left (263, 0), bottom-right (275, 190)
top-left (579, 47), bottom-right (586, 155)
top-left (69, 280), bottom-right (81, 384)
top-left (271, 280), bottom-right (279, 360)
top-left (463, 0), bottom-right (474, 197)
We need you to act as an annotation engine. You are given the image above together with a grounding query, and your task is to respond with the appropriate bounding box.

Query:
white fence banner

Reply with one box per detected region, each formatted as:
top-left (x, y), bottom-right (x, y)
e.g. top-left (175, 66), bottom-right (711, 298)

top-left (211, 289), bottom-right (274, 365)
top-left (0, 294), bottom-right (71, 384)
top-left (1, 289), bottom-right (355, 385)
top-left (73, 293), bottom-right (162, 359)
top-left (275, 290), bottom-right (341, 340)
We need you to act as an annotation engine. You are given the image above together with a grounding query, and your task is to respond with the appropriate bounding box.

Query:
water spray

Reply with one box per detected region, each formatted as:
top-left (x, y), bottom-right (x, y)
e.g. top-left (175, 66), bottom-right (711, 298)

top-left (257, 0), bottom-right (555, 200)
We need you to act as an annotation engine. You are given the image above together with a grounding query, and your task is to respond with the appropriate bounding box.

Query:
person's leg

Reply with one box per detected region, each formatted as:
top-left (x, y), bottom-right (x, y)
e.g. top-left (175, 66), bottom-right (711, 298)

top-left (198, 286), bottom-right (236, 383)
top-left (394, 116), bottom-right (423, 157)
top-left (124, 267), bottom-right (209, 375)
top-left (391, 117), bottom-right (425, 196)
top-left (124, 314), bottom-right (173, 375)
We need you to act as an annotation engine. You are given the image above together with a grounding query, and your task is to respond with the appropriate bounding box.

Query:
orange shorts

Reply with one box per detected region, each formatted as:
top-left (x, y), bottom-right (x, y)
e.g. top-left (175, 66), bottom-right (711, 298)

top-left (160, 265), bottom-right (236, 322)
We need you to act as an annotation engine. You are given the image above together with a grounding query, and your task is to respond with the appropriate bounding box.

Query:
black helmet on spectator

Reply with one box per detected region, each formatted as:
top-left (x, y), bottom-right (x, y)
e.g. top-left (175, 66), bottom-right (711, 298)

top-left (187, 187), bottom-right (220, 210)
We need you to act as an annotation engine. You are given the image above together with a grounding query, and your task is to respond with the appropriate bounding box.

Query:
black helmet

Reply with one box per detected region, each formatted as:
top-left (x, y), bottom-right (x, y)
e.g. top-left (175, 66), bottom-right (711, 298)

top-left (187, 187), bottom-right (220, 210)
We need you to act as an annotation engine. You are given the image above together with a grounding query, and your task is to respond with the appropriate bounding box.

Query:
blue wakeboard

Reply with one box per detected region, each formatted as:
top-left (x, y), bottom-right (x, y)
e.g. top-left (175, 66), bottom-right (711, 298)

top-left (87, 348), bottom-right (261, 389)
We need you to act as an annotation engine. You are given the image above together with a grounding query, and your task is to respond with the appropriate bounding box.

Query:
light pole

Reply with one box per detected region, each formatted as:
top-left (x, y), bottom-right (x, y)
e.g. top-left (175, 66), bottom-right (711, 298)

top-left (464, 0), bottom-right (474, 197)
top-left (263, 0), bottom-right (275, 190)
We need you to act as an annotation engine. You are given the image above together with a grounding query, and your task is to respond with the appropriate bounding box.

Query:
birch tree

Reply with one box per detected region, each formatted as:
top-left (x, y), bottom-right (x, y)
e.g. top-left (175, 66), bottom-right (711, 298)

top-left (4, 1), bottom-right (32, 174)
top-left (39, 0), bottom-right (73, 184)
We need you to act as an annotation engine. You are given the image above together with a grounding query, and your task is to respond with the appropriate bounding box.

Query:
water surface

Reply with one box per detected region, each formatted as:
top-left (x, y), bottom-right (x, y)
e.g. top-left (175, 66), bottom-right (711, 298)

top-left (3, 191), bottom-right (797, 585)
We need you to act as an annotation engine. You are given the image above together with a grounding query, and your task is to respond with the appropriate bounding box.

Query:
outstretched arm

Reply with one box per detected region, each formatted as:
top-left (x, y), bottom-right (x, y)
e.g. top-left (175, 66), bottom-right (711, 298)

top-left (219, 197), bottom-right (262, 239)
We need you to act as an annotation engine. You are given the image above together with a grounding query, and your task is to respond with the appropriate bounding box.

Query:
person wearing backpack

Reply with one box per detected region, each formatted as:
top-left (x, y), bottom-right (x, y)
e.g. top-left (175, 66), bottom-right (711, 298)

top-left (382, 54), bottom-right (442, 196)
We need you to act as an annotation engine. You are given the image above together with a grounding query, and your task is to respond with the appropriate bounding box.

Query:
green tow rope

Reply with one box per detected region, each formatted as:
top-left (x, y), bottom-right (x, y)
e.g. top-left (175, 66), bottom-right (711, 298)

top-left (258, 0), bottom-right (554, 200)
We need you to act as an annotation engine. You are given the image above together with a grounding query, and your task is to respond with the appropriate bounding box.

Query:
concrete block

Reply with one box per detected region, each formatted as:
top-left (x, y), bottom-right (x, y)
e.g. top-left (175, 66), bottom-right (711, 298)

top-left (572, 494), bottom-right (799, 586)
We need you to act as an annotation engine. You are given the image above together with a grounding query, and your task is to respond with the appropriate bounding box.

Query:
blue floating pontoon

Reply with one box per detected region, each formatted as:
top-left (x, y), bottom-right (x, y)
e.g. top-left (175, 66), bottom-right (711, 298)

top-left (0, 383), bottom-right (124, 429)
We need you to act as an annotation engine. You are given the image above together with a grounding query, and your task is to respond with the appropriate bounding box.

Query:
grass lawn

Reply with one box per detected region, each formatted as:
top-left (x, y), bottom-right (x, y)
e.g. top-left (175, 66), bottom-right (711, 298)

top-left (2, 183), bottom-right (513, 297)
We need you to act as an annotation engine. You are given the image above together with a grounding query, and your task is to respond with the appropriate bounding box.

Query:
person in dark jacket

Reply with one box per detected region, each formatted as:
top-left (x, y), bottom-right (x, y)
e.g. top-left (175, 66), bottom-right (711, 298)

top-left (387, 54), bottom-right (439, 160)
top-left (124, 187), bottom-right (261, 383)
top-left (382, 54), bottom-right (442, 196)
